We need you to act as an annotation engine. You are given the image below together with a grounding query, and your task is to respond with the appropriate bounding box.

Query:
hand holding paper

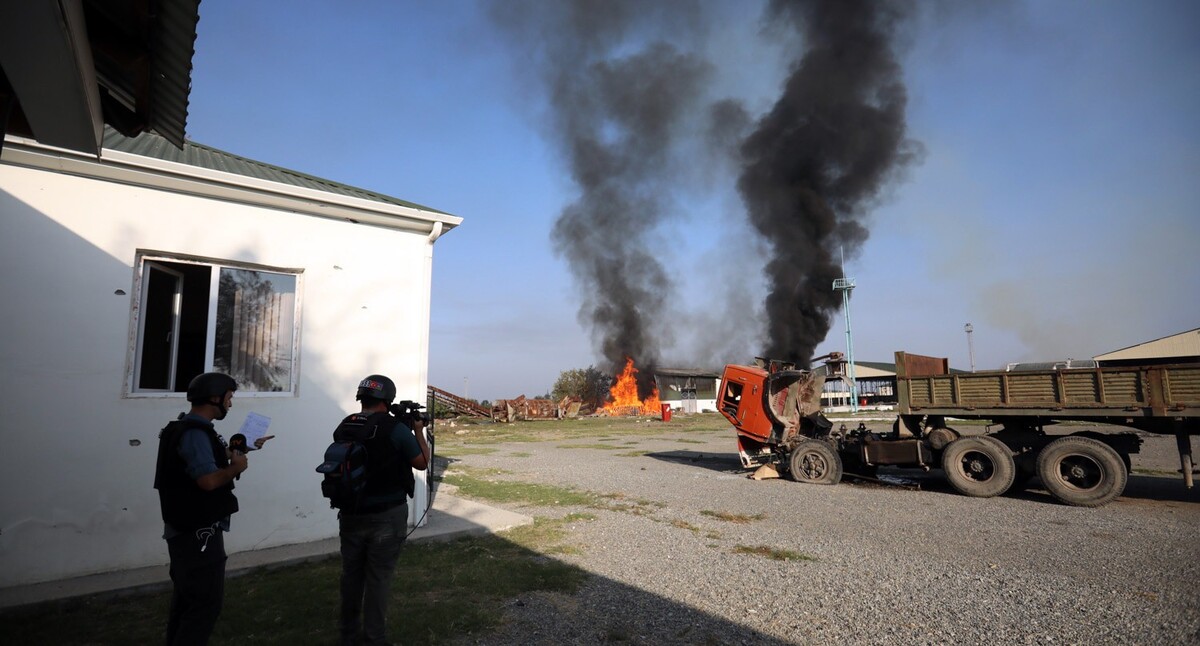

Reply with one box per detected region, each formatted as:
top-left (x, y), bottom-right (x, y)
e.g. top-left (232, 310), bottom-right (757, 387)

top-left (237, 412), bottom-right (275, 450)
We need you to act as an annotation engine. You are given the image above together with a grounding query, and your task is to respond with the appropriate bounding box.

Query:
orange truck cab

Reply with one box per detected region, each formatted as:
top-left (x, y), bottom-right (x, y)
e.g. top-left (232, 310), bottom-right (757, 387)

top-left (718, 359), bottom-right (831, 468)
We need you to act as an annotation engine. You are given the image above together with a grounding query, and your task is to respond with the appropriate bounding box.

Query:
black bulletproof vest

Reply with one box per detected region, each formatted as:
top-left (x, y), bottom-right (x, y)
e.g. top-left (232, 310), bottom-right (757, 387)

top-left (154, 415), bottom-right (239, 531)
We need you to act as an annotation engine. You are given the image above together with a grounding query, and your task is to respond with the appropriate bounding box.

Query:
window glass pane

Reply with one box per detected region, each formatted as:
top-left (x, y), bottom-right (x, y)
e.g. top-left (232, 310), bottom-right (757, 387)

top-left (214, 268), bottom-right (297, 392)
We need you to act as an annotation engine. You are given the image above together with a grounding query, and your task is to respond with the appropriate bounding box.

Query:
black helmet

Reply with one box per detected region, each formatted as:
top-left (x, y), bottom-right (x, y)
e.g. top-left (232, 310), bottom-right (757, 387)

top-left (356, 374), bottom-right (396, 403)
top-left (187, 372), bottom-right (238, 404)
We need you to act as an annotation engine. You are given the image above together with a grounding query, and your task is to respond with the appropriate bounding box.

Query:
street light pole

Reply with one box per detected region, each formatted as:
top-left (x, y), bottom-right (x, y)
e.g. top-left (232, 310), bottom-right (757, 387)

top-left (964, 323), bottom-right (975, 372)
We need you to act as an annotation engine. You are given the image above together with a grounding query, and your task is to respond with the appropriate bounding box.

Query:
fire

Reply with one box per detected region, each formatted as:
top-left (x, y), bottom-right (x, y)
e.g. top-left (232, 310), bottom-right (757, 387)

top-left (601, 357), bottom-right (661, 415)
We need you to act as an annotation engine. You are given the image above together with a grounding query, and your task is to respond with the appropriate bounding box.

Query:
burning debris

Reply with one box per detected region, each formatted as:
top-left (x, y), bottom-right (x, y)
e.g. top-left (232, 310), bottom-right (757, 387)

top-left (598, 358), bottom-right (662, 416)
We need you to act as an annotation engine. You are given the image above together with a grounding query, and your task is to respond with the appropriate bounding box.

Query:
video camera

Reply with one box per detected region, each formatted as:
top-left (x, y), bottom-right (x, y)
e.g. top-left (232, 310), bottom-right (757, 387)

top-left (389, 400), bottom-right (431, 429)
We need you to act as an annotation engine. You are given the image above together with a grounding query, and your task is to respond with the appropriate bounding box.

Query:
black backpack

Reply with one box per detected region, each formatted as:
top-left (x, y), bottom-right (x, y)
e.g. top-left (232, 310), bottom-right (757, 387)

top-left (316, 412), bottom-right (392, 511)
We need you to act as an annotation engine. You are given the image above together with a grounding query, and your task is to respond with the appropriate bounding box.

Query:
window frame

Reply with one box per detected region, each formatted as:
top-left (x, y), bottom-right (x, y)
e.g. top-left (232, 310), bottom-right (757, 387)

top-left (125, 251), bottom-right (304, 398)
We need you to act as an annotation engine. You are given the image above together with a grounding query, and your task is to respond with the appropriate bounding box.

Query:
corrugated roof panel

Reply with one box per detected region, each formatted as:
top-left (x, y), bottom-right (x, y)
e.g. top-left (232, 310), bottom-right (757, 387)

top-left (147, 0), bottom-right (201, 147)
top-left (100, 126), bottom-right (448, 214)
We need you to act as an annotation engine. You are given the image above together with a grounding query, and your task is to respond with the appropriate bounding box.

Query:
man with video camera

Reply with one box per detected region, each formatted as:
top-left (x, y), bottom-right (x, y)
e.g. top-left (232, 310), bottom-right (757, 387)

top-left (335, 374), bottom-right (430, 646)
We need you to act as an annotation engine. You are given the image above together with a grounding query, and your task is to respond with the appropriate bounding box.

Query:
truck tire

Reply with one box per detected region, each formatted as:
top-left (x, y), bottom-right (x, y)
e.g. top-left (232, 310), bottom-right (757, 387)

top-left (941, 436), bottom-right (1016, 498)
top-left (1036, 436), bottom-right (1127, 507)
top-left (789, 440), bottom-right (843, 485)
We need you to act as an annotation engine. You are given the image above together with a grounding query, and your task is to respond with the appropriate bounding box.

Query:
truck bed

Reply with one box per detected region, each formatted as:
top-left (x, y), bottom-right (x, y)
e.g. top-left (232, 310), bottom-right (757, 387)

top-left (895, 351), bottom-right (1200, 434)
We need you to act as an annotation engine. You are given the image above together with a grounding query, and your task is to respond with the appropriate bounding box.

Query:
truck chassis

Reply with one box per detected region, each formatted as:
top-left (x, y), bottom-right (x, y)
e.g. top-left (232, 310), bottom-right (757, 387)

top-left (718, 352), bottom-right (1199, 507)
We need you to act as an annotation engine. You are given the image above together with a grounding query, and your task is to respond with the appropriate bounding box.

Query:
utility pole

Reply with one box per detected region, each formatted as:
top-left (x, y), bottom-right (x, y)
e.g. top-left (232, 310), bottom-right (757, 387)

top-left (964, 323), bottom-right (975, 372)
top-left (832, 249), bottom-right (858, 413)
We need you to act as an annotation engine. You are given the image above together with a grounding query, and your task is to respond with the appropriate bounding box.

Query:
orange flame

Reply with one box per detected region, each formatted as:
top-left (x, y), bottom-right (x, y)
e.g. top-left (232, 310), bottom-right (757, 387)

top-left (601, 357), bottom-right (661, 415)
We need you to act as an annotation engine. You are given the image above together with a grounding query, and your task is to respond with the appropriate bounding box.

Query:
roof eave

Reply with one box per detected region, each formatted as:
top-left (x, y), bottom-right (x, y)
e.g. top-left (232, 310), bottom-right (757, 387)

top-left (1, 136), bottom-right (461, 236)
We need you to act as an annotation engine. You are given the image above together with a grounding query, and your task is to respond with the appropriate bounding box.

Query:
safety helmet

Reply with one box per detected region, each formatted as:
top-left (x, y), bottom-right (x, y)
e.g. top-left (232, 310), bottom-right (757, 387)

top-left (187, 372), bottom-right (239, 404)
top-left (355, 374), bottom-right (396, 403)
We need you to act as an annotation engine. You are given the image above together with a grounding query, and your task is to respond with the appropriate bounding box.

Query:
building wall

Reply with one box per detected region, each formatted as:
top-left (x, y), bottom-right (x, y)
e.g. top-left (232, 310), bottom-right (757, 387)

top-left (0, 163), bottom-right (435, 587)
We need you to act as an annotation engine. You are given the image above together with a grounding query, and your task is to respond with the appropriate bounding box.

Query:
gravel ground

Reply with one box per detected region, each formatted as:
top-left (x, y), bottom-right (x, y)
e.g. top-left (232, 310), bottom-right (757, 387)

top-left (443, 420), bottom-right (1200, 645)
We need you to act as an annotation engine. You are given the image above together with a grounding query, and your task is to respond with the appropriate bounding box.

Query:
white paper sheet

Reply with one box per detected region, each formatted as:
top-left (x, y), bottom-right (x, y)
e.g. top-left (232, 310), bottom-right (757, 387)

top-left (237, 412), bottom-right (272, 448)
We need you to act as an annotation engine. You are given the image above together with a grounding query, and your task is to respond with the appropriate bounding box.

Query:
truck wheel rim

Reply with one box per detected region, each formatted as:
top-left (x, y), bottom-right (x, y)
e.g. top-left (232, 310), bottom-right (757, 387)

top-left (959, 450), bottom-right (995, 482)
top-left (799, 453), bottom-right (828, 479)
top-left (1055, 455), bottom-right (1102, 490)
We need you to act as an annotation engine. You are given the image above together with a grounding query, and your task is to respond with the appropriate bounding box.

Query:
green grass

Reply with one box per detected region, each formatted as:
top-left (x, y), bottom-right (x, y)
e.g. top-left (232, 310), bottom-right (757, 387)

top-left (732, 545), bottom-right (817, 562)
top-left (700, 510), bottom-right (767, 524)
top-left (442, 467), bottom-right (664, 519)
top-left (0, 520), bottom-right (591, 646)
top-left (438, 412), bottom-right (731, 446)
top-left (442, 466), bottom-right (599, 507)
top-left (436, 446), bottom-right (499, 457)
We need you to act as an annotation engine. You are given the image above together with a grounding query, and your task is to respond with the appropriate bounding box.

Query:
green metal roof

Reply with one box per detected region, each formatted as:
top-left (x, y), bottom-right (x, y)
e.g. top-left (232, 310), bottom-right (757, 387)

top-left (101, 126), bottom-right (450, 215)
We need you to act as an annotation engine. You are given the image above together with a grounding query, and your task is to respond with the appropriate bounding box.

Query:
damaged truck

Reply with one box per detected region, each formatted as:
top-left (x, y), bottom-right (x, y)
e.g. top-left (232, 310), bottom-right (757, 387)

top-left (717, 351), bottom-right (1199, 507)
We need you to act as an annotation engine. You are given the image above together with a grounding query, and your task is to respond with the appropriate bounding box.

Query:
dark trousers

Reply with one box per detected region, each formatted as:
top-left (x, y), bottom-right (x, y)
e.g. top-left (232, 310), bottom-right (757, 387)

top-left (165, 527), bottom-right (227, 646)
top-left (339, 504), bottom-right (407, 646)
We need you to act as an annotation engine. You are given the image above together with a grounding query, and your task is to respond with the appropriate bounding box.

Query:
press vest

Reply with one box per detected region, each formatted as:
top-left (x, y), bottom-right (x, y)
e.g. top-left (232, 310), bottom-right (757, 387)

top-left (154, 415), bottom-right (239, 531)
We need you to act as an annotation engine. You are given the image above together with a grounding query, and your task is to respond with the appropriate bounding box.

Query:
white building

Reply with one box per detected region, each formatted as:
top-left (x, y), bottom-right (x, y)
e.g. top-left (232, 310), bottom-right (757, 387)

top-left (1, 0), bottom-right (459, 592)
top-left (0, 125), bottom-right (459, 589)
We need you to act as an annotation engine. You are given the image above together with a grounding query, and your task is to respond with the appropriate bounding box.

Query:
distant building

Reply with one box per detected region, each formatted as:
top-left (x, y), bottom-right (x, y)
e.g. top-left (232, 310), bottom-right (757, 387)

top-left (654, 368), bottom-right (720, 413)
top-left (1094, 328), bottom-right (1200, 366)
top-left (813, 361), bottom-right (899, 409)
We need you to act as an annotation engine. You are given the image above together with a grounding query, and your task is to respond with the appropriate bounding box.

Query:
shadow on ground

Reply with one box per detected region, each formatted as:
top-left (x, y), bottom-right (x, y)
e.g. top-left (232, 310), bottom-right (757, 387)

top-left (644, 450), bottom-right (744, 474)
top-left (0, 531), bottom-right (803, 646)
top-left (643, 452), bottom-right (1200, 507)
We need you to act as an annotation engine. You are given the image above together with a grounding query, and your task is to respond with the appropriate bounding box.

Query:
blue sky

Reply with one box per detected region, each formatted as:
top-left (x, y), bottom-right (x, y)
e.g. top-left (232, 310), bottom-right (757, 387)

top-left (186, 1), bottom-right (1200, 401)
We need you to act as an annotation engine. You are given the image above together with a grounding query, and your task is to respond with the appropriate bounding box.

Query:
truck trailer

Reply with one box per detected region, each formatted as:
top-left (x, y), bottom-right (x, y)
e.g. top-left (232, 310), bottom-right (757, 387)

top-left (717, 351), bottom-right (1199, 507)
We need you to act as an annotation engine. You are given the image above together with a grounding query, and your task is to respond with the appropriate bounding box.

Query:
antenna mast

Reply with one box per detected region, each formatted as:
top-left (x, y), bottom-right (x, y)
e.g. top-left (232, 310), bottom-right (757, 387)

top-left (832, 248), bottom-right (858, 412)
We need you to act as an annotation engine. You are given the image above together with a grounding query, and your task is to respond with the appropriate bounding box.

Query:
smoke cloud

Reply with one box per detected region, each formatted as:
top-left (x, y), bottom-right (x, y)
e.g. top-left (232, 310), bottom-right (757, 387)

top-left (496, 0), bottom-right (917, 383)
top-left (494, 1), bottom-right (716, 396)
top-left (738, 0), bottom-right (918, 366)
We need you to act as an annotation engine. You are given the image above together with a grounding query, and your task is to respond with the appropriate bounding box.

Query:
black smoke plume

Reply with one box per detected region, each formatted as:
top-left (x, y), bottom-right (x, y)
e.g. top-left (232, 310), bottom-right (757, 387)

top-left (497, 0), bottom-right (917, 385)
top-left (494, 1), bottom-right (712, 397)
top-left (738, 0), bottom-right (918, 365)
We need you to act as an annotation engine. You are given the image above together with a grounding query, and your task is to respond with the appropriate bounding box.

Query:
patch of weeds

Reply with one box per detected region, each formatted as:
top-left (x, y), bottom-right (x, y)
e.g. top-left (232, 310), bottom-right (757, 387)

top-left (670, 519), bottom-right (700, 533)
top-left (705, 531), bottom-right (722, 540)
top-left (503, 514), bottom-right (595, 555)
top-left (437, 446), bottom-right (499, 457)
top-left (443, 466), bottom-right (598, 507)
top-left (556, 443), bottom-right (626, 450)
top-left (615, 450), bottom-right (649, 457)
top-left (509, 451), bottom-right (533, 458)
top-left (700, 510), bottom-right (767, 524)
top-left (1132, 468), bottom-right (1178, 476)
top-left (676, 439), bottom-right (706, 444)
top-left (733, 545), bottom-right (816, 562)
top-left (597, 493), bottom-right (663, 515)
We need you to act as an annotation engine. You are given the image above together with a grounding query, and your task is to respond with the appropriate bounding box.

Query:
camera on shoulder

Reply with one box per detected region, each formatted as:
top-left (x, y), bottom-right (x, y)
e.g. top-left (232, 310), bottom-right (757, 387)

top-left (388, 400), bottom-right (431, 429)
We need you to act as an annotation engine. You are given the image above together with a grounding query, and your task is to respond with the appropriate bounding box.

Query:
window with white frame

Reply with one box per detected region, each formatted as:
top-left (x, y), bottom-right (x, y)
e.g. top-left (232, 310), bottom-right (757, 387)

top-left (130, 253), bottom-right (302, 395)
